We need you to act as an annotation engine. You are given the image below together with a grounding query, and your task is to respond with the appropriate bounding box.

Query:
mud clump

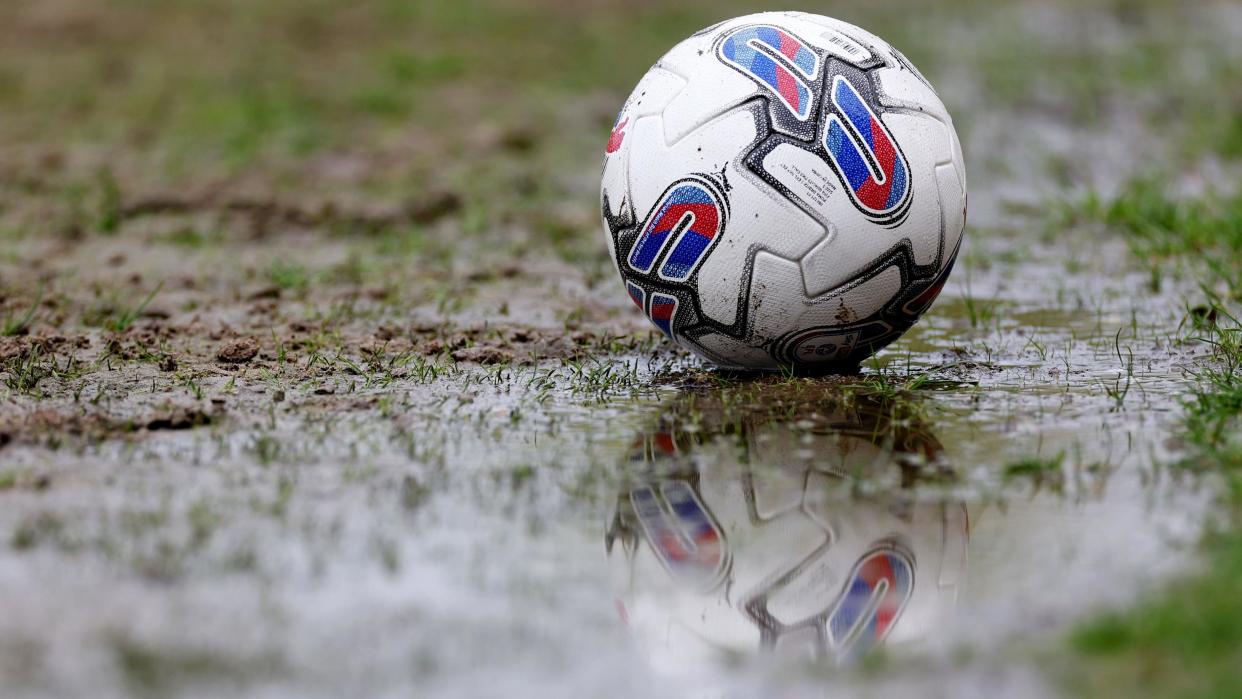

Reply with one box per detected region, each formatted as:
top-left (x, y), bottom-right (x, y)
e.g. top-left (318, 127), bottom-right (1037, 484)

top-left (451, 345), bottom-right (515, 365)
top-left (406, 190), bottom-right (463, 224)
top-left (0, 335), bottom-right (88, 360)
top-left (113, 189), bottom-right (463, 235)
top-left (216, 338), bottom-right (259, 364)
top-left (0, 404), bottom-right (218, 447)
top-left (141, 405), bottom-right (215, 431)
top-left (410, 325), bottom-right (649, 365)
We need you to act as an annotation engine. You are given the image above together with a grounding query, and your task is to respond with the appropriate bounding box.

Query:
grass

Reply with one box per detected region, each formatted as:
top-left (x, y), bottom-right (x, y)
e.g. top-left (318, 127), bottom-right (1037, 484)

top-left (103, 283), bottom-right (164, 334)
top-left (0, 345), bottom-right (85, 397)
top-left (1055, 180), bottom-right (1242, 293)
top-left (1099, 329), bottom-right (1135, 412)
top-left (1183, 307), bottom-right (1242, 450)
top-left (1, 282), bottom-right (42, 336)
top-left (1069, 452), bottom-right (1242, 699)
top-left (1063, 183), bottom-right (1242, 698)
top-left (265, 262), bottom-right (311, 292)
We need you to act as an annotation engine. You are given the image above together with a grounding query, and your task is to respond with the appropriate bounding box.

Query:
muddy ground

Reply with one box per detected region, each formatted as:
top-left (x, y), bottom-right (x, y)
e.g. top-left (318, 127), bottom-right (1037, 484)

top-left (2, 0), bottom-right (1241, 697)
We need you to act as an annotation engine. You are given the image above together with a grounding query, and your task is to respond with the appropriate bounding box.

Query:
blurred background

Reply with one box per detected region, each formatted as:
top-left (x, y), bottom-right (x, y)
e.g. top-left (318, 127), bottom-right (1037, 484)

top-left (2, 0), bottom-right (1238, 250)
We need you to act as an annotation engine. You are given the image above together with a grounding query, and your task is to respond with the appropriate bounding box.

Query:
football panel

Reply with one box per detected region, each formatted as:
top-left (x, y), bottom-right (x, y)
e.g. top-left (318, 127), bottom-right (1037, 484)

top-left (935, 162), bottom-right (967, 269)
top-left (652, 17), bottom-right (771, 147)
top-left (682, 331), bottom-right (778, 370)
top-left (624, 109), bottom-right (753, 235)
top-left (873, 64), bottom-right (968, 196)
top-left (695, 163), bottom-right (828, 327)
top-left (601, 66), bottom-right (689, 223)
top-left (883, 111), bottom-right (954, 268)
top-left (793, 14), bottom-right (903, 69)
top-left (873, 65), bottom-right (954, 126)
top-left (749, 11), bottom-right (877, 68)
top-left (747, 252), bottom-right (909, 368)
top-left (797, 110), bottom-right (951, 296)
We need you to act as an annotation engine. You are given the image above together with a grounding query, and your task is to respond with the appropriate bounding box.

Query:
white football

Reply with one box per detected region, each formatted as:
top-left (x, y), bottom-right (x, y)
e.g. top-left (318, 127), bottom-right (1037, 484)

top-left (601, 12), bottom-right (966, 371)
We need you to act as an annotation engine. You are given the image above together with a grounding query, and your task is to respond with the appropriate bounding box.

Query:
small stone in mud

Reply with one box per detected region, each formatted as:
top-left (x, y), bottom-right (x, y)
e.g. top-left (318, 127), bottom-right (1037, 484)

top-left (216, 338), bottom-right (259, 363)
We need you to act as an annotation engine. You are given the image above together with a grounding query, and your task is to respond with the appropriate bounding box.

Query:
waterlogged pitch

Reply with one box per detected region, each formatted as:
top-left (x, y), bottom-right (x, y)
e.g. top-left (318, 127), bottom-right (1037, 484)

top-left (1, 1), bottom-right (1241, 698)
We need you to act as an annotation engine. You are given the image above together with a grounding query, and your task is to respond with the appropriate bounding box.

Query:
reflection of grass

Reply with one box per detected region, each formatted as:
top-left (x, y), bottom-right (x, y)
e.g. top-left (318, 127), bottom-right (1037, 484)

top-left (857, 360), bottom-right (972, 400)
top-left (1004, 452), bottom-right (1064, 478)
top-left (1099, 329), bottom-right (1134, 412)
top-left (114, 635), bottom-right (282, 696)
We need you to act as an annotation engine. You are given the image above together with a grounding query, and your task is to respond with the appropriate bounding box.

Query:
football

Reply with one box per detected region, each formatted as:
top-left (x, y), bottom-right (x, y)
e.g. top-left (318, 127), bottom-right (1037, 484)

top-left (601, 12), bottom-right (966, 371)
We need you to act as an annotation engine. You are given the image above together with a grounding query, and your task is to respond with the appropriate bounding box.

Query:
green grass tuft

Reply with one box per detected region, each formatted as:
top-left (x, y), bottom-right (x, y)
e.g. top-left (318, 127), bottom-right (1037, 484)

top-left (1, 282), bottom-right (42, 337)
top-left (265, 262), bottom-right (310, 292)
top-left (104, 283), bottom-right (164, 333)
top-left (1057, 180), bottom-right (1242, 292)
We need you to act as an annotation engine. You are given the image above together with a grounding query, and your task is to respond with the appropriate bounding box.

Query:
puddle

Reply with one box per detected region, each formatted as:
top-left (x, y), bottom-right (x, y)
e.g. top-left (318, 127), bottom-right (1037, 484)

top-left (606, 379), bottom-right (1209, 696)
top-left (0, 304), bottom-right (1219, 698)
top-left (0, 220), bottom-right (1223, 699)
top-left (0, 109), bottom-right (1227, 699)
